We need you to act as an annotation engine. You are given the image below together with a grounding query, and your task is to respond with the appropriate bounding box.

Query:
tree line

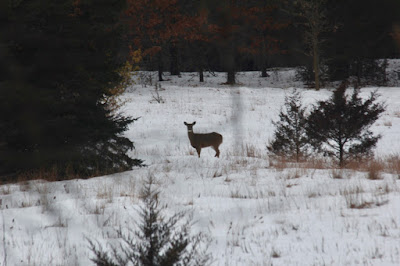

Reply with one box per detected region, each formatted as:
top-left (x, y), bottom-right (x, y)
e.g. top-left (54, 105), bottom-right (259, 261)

top-left (125, 0), bottom-right (400, 87)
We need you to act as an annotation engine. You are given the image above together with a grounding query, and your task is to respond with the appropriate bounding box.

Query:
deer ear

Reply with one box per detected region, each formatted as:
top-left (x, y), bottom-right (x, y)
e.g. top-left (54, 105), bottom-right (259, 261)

top-left (184, 122), bottom-right (187, 125)
top-left (193, 121), bottom-right (196, 125)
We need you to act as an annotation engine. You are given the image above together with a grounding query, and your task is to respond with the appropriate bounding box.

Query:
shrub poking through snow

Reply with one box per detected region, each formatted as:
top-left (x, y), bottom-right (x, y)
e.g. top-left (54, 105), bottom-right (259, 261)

top-left (268, 89), bottom-right (310, 162)
top-left (306, 81), bottom-right (385, 167)
top-left (89, 175), bottom-right (210, 266)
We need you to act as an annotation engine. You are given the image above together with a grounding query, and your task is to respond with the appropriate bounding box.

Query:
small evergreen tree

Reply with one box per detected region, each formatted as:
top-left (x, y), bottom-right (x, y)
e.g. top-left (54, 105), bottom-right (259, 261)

top-left (306, 81), bottom-right (385, 167)
top-left (268, 89), bottom-right (309, 162)
top-left (89, 175), bottom-right (210, 266)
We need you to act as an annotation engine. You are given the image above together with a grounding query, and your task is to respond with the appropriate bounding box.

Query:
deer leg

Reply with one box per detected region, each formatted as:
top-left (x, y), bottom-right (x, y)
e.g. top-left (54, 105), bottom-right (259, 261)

top-left (214, 146), bottom-right (220, 158)
top-left (196, 147), bottom-right (201, 158)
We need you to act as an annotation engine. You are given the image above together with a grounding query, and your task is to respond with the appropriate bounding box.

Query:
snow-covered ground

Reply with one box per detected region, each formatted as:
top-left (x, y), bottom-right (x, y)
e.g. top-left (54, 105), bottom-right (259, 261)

top-left (1, 67), bottom-right (400, 266)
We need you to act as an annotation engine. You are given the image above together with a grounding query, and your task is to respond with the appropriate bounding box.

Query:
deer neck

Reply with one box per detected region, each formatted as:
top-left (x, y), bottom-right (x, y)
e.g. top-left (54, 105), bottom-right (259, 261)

top-left (187, 130), bottom-right (196, 144)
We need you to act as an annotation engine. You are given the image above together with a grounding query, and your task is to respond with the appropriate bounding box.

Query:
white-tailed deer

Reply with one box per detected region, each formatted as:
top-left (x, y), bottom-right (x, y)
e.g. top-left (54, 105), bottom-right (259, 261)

top-left (184, 121), bottom-right (223, 158)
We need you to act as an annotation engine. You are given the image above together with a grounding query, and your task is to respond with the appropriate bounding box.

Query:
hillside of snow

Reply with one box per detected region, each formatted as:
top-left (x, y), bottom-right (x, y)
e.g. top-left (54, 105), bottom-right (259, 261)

top-left (1, 67), bottom-right (400, 266)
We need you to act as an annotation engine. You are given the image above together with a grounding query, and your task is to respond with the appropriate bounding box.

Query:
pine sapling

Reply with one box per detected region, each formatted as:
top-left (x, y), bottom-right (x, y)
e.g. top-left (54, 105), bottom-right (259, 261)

top-left (89, 175), bottom-right (210, 266)
top-left (268, 89), bottom-right (309, 162)
top-left (306, 81), bottom-right (385, 167)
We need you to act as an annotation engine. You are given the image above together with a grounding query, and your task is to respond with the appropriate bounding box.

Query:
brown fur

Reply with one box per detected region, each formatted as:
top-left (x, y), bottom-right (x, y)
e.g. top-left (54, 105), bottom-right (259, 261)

top-left (184, 122), bottom-right (223, 158)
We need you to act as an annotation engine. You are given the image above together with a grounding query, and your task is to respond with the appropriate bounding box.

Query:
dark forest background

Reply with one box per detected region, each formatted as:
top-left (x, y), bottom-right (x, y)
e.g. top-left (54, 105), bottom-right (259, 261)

top-left (126, 0), bottom-right (400, 86)
top-left (1, 0), bottom-right (399, 180)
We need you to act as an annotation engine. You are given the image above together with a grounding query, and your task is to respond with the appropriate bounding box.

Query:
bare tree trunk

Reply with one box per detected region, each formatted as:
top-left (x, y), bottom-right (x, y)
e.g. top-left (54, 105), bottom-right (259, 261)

top-left (222, 0), bottom-right (235, 85)
top-left (199, 68), bottom-right (204, 82)
top-left (158, 53), bottom-right (163, 81)
top-left (169, 43), bottom-right (180, 76)
top-left (339, 142), bottom-right (344, 168)
top-left (296, 0), bottom-right (328, 91)
top-left (260, 56), bottom-right (269, 78)
top-left (261, 69), bottom-right (268, 78)
top-left (260, 39), bottom-right (269, 78)
top-left (227, 69), bottom-right (235, 84)
top-left (313, 40), bottom-right (320, 90)
top-left (225, 40), bottom-right (235, 84)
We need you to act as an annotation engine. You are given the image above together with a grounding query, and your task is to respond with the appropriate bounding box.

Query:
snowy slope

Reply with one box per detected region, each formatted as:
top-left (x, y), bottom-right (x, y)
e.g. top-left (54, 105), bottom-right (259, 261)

top-left (1, 69), bottom-right (400, 266)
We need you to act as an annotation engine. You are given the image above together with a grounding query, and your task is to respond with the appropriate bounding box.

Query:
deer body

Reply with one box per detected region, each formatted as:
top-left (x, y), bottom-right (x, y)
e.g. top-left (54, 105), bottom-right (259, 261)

top-left (184, 122), bottom-right (223, 158)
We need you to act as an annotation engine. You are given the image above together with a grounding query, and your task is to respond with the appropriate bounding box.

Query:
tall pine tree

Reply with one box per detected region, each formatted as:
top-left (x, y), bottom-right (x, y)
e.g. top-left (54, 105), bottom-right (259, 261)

top-left (0, 0), bottom-right (142, 180)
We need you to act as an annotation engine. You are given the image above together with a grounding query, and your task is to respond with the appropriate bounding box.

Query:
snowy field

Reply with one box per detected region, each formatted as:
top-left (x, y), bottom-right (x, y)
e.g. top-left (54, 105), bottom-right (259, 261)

top-left (1, 66), bottom-right (400, 265)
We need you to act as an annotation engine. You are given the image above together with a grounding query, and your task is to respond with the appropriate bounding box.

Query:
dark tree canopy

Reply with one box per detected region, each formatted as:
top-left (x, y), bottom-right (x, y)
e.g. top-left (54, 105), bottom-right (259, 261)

top-left (0, 0), bottom-right (142, 180)
top-left (324, 0), bottom-right (398, 83)
top-left (306, 81), bottom-right (385, 166)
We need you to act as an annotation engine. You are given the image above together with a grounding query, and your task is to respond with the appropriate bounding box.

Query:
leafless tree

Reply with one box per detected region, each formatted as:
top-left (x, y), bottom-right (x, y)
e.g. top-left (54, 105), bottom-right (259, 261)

top-left (295, 0), bottom-right (329, 90)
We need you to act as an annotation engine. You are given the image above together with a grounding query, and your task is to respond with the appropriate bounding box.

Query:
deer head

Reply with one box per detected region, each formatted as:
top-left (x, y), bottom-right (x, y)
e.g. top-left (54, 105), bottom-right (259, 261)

top-left (184, 121), bottom-right (196, 132)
